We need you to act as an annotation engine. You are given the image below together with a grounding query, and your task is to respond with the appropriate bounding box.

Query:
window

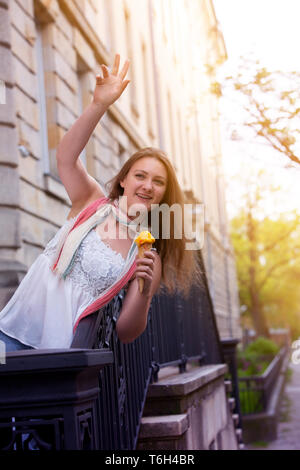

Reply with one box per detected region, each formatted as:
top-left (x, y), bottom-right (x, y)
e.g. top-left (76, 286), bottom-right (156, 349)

top-left (141, 41), bottom-right (154, 139)
top-left (167, 91), bottom-right (183, 178)
top-left (77, 71), bottom-right (87, 166)
top-left (176, 107), bottom-right (186, 184)
top-left (102, 0), bottom-right (113, 53)
top-left (161, 0), bottom-right (171, 44)
top-left (35, 24), bottom-right (50, 174)
top-left (94, 0), bottom-right (113, 52)
top-left (167, 91), bottom-right (176, 166)
top-left (124, 7), bottom-right (139, 120)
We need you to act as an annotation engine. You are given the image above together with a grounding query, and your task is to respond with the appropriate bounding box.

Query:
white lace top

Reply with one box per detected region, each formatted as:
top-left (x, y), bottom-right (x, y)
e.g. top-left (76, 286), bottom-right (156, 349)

top-left (0, 217), bottom-right (126, 349)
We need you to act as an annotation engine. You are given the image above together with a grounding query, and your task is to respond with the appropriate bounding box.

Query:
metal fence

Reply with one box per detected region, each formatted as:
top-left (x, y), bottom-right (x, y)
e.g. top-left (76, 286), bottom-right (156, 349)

top-left (0, 251), bottom-right (238, 450)
top-left (70, 251), bottom-right (227, 450)
top-left (238, 346), bottom-right (287, 415)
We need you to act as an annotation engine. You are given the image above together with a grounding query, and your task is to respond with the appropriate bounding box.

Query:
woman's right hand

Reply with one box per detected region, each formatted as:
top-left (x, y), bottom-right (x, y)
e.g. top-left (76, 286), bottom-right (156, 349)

top-left (93, 53), bottom-right (131, 108)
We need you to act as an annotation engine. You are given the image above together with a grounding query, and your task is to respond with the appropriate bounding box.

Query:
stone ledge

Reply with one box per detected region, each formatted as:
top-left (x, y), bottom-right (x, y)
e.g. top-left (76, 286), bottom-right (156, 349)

top-left (147, 363), bottom-right (228, 397)
top-left (139, 414), bottom-right (189, 439)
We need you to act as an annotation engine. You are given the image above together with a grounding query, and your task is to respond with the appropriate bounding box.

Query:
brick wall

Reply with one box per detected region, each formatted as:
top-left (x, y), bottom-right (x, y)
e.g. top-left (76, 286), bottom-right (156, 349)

top-left (0, 0), bottom-right (241, 340)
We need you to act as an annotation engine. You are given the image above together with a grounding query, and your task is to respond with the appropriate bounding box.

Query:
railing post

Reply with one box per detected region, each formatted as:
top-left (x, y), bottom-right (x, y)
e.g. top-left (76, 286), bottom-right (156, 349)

top-left (221, 338), bottom-right (243, 430)
top-left (179, 354), bottom-right (187, 373)
top-left (0, 349), bottom-right (113, 450)
top-left (151, 361), bottom-right (160, 383)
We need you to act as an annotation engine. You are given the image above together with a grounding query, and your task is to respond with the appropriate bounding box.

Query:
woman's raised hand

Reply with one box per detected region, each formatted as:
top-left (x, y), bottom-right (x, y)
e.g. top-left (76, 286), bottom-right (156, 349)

top-left (93, 53), bottom-right (130, 108)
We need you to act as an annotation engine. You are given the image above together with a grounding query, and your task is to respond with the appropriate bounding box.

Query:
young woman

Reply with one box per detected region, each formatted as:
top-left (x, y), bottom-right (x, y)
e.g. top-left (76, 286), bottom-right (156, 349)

top-left (0, 54), bottom-right (200, 352)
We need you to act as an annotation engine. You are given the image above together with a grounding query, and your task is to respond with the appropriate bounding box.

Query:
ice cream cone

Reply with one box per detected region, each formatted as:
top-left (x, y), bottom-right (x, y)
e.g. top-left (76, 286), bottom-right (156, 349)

top-left (135, 231), bottom-right (156, 293)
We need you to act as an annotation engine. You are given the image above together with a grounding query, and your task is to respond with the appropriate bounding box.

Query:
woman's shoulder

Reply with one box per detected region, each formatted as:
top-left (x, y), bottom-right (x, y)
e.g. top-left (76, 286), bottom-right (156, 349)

top-left (66, 193), bottom-right (110, 221)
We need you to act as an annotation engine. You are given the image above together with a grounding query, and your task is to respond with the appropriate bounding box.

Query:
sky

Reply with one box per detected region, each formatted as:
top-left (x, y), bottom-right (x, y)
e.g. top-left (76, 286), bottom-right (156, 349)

top-left (213, 0), bottom-right (300, 219)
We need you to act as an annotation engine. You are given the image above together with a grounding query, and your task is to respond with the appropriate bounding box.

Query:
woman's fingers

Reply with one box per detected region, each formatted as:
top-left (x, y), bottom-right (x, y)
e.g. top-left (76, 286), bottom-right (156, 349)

top-left (135, 259), bottom-right (154, 282)
top-left (112, 53), bottom-right (120, 76)
top-left (136, 257), bottom-right (154, 269)
top-left (119, 59), bottom-right (130, 80)
top-left (136, 269), bottom-right (153, 282)
top-left (136, 251), bottom-right (155, 262)
top-left (120, 80), bottom-right (130, 94)
top-left (99, 56), bottom-right (130, 85)
top-left (135, 270), bottom-right (153, 282)
top-left (136, 264), bottom-right (153, 274)
top-left (96, 75), bottom-right (102, 86)
top-left (101, 64), bottom-right (109, 78)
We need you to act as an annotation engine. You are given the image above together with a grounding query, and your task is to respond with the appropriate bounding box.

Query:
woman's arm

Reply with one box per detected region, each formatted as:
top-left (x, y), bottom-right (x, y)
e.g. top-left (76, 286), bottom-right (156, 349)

top-left (56, 54), bottom-right (130, 207)
top-left (57, 102), bottom-right (108, 206)
top-left (115, 251), bottom-right (162, 344)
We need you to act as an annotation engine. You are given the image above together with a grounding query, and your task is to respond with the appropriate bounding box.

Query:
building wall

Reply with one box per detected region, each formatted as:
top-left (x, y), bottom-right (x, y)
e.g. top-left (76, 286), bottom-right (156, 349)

top-left (0, 0), bottom-right (241, 340)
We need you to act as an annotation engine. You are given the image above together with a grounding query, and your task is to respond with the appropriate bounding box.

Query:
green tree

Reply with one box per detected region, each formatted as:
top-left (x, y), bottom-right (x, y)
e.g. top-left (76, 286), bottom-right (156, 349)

top-left (231, 201), bottom-right (300, 339)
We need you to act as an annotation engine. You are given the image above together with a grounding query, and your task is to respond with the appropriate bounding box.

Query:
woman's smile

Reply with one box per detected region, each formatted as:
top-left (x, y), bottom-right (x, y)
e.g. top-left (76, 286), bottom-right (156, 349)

top-left (136, 193), bottom-right (152, 199)
top-left (135, 193), bottom-right (152, 202)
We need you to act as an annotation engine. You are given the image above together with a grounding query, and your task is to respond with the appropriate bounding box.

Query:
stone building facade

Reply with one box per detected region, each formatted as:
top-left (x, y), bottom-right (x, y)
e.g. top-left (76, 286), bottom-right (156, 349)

top-left (0, 0), bottom-right (242, 340)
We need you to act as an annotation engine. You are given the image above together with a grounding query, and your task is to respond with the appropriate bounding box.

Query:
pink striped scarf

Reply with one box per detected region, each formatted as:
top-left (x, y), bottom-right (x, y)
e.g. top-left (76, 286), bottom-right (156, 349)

top-left (51, 197), bottom-right (138, 333)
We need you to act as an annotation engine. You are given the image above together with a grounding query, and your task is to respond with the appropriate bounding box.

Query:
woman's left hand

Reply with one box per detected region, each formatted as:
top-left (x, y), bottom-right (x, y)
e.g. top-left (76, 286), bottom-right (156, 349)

top-left (135, 250), bottom-right (156, 297)
top-left (93, 53), bottom-right (130, 108)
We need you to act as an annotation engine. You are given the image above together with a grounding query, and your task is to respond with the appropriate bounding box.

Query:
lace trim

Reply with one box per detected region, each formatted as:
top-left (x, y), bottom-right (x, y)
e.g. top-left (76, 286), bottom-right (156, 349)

top-left (65, 230), bottom-right (126, 299)
top-left (92, 228), bottom-right (127, 261)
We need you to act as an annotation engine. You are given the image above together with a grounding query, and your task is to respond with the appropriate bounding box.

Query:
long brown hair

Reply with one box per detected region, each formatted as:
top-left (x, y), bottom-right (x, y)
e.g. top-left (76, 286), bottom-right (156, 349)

top-left (106, 147), bottom-right (203, 297)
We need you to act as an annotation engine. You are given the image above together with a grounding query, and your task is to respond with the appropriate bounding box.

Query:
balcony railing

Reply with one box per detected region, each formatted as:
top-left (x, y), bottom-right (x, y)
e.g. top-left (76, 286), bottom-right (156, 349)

top-left (0, 251), bottom-right (239, 450)
top-left (237, 346), bottom-right (288, 415)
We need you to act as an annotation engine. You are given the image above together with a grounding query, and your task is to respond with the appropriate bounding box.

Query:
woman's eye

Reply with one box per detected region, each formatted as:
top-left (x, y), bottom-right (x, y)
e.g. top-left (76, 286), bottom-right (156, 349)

top-left (135, 174), bottom-right (165, 185)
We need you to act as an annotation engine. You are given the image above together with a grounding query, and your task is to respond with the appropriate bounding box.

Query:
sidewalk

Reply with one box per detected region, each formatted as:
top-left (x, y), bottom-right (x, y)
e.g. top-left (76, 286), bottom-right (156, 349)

top-left (245, 358), bottom-right (300, 450)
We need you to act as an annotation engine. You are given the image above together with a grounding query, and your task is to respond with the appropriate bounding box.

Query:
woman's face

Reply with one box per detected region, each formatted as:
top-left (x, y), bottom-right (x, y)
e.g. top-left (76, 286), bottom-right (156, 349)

top-left (120, 157), bottom-right (167, 214)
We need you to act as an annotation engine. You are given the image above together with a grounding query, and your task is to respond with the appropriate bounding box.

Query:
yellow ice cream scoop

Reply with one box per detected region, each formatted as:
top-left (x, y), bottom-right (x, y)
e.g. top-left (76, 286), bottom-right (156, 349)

top-left (135, 231), bottom-right (156, 293)
top-left (135, 231), bottom-right (155, 247)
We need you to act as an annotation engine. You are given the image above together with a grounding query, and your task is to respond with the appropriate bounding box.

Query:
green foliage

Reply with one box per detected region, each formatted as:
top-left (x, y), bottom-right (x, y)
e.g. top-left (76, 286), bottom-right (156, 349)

top-left (230, 209), bottom-right (300, 339)
top-left (251, 441), bottom-right (269, 448)
top-left (237, 337), bottom-right (279, 377)
top-left (238, 384), bottom-right (264, 414)
top-left (245, 336), bottom-right (280, 356)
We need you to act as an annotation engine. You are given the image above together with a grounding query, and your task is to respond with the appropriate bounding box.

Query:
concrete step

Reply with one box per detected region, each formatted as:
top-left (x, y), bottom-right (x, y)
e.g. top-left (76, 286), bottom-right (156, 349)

top-left (137, 413), bottom-right (189, 450)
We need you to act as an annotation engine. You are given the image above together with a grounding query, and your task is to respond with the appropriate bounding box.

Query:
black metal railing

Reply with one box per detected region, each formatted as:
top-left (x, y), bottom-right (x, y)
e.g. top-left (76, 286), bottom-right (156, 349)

top-left (69, 251), bottom-right (230, 450)
top-left (237, 346), bottom-right (287, 415)
top-left (0, 250), bottom-right (239, 450)
top-left (221, 338), bottom-right (243, 430)
top-left (0, 348), bottom-right (114, 450)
